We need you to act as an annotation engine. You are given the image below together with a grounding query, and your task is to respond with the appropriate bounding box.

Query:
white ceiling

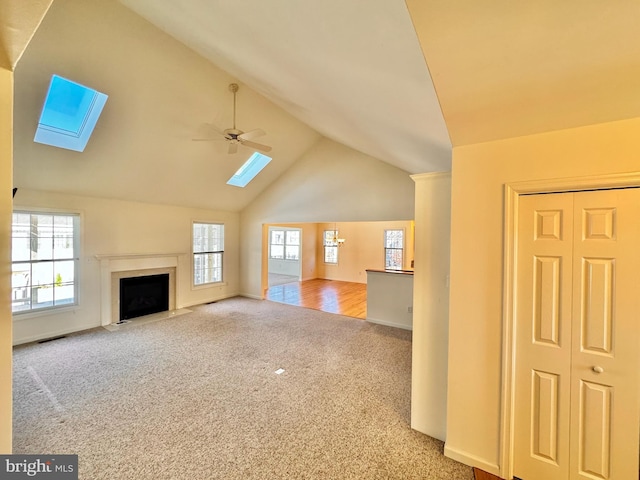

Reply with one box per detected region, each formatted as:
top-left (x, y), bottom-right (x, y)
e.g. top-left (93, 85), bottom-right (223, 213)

top-left (15, 0), bottom-right (639, 212)
top-left (117, 0), bottom-right (452, 175)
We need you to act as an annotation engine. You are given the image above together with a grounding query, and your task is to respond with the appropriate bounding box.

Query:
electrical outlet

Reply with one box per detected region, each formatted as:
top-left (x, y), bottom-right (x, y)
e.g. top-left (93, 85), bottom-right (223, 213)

top-left (408, 306), bottom-right (413, 313)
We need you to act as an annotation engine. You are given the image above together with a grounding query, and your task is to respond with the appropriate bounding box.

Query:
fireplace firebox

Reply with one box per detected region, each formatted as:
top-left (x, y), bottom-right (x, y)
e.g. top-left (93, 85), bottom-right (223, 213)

top-left (119, 273), bottom-right (169, 321)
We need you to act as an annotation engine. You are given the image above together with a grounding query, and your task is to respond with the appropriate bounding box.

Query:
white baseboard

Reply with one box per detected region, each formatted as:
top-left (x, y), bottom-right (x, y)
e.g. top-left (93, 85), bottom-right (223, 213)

top-left (13, 323), bottom-right (99, 346)
top-left (366, 317), bottom-right (412, 331)
top-left (239, 293), bottom-right (262, 300)
top-left (444, 444), bottom-right (501, 477)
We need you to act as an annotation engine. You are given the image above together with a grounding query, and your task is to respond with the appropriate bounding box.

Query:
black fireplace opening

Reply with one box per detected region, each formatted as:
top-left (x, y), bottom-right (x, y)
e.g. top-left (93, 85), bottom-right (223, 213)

top-left (119, 273), bottom-right (169, 321)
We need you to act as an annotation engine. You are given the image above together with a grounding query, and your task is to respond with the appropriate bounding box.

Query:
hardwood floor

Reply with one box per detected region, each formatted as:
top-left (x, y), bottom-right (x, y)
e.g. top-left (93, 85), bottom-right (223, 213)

top-left (473, 468), bottom-right (503, 480)
top-left (265, 278), bottom-right (367, 319)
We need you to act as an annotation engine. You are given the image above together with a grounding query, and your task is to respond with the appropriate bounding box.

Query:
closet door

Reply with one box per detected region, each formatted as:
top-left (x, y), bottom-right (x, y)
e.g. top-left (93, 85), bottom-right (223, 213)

top-left (569, 189), bottom-right (640, 480)
top-left (513, 189), bottom-right (640, 480)
top-left (514, 192), bottom-right (574, 480)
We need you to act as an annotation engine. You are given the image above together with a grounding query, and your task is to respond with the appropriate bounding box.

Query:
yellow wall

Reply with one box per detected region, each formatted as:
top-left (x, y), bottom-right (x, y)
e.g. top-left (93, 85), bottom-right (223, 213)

top-left (446, 117), bottom-right (640, 474)
top-left (0, 67), bottom-right (12, 452)
top-left (316, 221), bottom-right (414, 283)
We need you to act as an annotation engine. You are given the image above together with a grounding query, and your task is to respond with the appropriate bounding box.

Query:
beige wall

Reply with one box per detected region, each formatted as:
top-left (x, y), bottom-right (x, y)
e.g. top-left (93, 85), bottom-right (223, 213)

top-left (240, 137), bottom-right (415, 298)
top-left (1, 0), bottom-right (53, 455)
top-left (0, 66), bottom-right (13, 453)
top-left (316, 220), bottom-right (414, 284)
top-left (446, 117), bottom-right (640, 474)
top-left (411, 172), bottom-right (450, 442)
top-left (12, 189), bottom-right (240, 345)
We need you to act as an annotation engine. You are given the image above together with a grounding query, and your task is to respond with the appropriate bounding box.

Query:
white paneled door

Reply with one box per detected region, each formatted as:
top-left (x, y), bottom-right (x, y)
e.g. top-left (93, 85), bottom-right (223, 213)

top-left (513, 189), bottom-right (640, 480)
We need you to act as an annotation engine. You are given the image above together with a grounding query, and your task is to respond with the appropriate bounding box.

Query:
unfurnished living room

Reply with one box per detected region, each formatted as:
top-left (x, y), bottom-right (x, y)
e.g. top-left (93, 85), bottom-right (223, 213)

top-left (2, 1), bottom-right (640, 479)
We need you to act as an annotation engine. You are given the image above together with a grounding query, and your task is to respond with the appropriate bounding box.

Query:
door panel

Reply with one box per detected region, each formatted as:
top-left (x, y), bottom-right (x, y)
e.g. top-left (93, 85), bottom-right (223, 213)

top-left (578, 380), bottom-right (612, 478)
top-left (514, 189), bottom-right (640, 480)
top-left (570, 189), bottom-right (640, 480)
top-left (514, 193), bottom-right (574, 480)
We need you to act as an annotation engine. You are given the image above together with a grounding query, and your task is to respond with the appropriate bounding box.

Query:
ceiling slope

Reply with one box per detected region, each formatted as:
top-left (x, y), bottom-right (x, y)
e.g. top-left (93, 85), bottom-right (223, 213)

top-left (406, 0), bottom-right (640, 146)
top-left (0, 0), bottom-right (53, 70)
top-left (13, 0), bottom-right (321, 212)
top-left (118, 0), bottom-right (452, 174)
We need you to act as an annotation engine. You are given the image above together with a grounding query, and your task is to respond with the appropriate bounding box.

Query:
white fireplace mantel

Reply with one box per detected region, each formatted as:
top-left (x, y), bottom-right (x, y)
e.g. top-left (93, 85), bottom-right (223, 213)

top-left (97, 253), bottom-right (188, 326)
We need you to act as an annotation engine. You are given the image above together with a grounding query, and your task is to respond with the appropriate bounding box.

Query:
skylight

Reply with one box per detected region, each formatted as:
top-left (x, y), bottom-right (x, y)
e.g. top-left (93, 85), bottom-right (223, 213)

top-left (227, 152), bottom-right (272, 187)
top-left (34, 75), bottom-right (108, 152)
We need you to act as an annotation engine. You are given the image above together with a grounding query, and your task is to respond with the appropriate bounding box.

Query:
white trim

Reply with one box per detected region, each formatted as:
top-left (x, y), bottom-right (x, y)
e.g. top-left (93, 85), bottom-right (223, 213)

top-left (240, 293), bottom-right (262, 300)
top-left (98, 253), bottom-right (186, 326)
top-left (192, 221), bottom-right (225, 287)
top-left (366, 317), bottom-right (412, 331)
top-left (444, 445), bottom-right (501, 477)
top-left (12, 322), bottom-right (96, 347)
top-left (500, 171), bottom-right (640, 480)
top-left (410, 171), bottom-right (451, 182)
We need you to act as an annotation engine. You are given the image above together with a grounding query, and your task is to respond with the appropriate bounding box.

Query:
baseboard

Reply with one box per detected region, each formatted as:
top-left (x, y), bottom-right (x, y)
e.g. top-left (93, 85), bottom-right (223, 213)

top-left (13, 323), bottom-right (100, 346)
top-left (444, 445), bottom-right (501, 477)
top-left (239, 293), bottom-right (262, 300)
top-left (366, 317), bottom-right (412, 331)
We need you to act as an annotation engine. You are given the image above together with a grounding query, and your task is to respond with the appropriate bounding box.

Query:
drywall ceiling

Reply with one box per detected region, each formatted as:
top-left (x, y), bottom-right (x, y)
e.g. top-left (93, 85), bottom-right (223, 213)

top-left (0, 0), bottom-right (53, 70)
top-left (13, 0), bottom-right (323, 212)
top-left (117, 0), bottom-right (452, 174)
top-left (120, 0), bottom-right (640, 153)
top-left (406, 0), bottom-right (640, 146)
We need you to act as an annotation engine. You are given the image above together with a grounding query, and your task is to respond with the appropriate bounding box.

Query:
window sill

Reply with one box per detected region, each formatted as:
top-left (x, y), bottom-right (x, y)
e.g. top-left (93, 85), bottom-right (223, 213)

top-left (192, 281), bottom-right (227, 291)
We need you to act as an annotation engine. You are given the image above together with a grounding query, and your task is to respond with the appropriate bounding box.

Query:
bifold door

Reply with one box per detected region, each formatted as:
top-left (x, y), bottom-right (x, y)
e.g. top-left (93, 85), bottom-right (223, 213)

top-left (513, 188), bottom-right (640, 480)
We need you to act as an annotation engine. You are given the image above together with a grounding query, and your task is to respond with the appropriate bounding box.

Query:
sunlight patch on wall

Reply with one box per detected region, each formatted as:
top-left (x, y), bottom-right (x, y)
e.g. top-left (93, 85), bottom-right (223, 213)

top-left (34, 75), bottom-right (108, 152)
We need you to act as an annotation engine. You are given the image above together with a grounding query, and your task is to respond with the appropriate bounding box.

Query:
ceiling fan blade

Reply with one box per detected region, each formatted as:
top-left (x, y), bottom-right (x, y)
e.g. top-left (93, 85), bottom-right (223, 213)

top-left (228, 141), bottom-right (238, 154)
top-left (240, 139), bottom-right (272, 153)
top-left (238, 129), bottom-right (266, 141)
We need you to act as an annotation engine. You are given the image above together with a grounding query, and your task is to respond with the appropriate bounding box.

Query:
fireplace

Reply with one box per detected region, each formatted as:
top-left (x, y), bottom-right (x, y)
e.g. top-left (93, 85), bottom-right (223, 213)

top-left (119, 273), bottom-right (169, 321)
top-left (97, 253), bottom-right (182, 326)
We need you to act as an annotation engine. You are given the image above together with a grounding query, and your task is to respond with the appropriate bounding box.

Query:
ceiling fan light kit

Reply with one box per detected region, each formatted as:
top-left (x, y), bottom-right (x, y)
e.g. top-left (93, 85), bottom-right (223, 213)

top-left (193, 83), bottom-right (272, 155)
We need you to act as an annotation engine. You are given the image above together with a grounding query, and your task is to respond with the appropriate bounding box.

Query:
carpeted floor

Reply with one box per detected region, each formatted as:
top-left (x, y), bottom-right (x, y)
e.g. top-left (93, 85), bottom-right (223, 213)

top-left (12, 297), bottom-right (473, 480)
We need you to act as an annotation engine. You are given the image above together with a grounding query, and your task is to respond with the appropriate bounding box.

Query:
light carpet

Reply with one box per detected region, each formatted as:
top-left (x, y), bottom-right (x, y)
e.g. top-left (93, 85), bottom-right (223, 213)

top-left (13, 297), bottom-right (473, 480)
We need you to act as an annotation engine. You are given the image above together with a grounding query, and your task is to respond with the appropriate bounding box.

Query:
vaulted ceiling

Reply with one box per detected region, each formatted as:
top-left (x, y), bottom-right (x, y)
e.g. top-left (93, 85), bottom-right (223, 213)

top-left (406, 0), bottom-right (640, 147)
top-left (10, 0), bottom-right (640, 212)
top-left (121, 0), bottom-right (640, 153)
top-left (117, 0), bottom-right (452, 175)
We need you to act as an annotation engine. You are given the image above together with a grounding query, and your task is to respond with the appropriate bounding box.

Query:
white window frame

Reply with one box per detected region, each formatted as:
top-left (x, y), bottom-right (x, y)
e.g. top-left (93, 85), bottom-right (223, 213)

top-left (384, 228), bottom-right (404, 270)
top-left (269, 230), bottom-right (285, 259)
top-left (270, 229), bottom-right (301, 261)
top-left (323, 230), bottom-right (339, 264)
top-left (193, 222), bottom-right (224, 287)
top-left (11, 210), bottom-right (80, 315)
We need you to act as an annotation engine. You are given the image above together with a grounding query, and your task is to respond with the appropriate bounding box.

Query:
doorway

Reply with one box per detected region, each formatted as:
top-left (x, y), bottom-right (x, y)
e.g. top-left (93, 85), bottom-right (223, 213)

top-left (501, 174), bottom-right (640, 480)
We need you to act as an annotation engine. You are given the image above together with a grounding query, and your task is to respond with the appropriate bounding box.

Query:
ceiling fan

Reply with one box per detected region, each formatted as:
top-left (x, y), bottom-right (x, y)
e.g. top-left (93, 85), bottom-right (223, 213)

top-left (193, 83), bottom-right (272, 154)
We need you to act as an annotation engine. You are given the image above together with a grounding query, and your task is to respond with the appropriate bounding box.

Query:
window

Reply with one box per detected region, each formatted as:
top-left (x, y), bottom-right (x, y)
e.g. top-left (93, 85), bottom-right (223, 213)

top-left (34, 75), bottom-right (108, 152)
top-left (193, 223), bottom-right (224, 285)
top-left (285, 230), bottom-right (300, 260)
top-left (270, 230), bottom-right (285, 259)
top-left (384, 229), bottom-right (404, 270)
top-left (324, 230), bottom-right (338, 264)
top-left (11, 211), bottom-right (80, 313)
top-left (270, 229), bottom-right (300, 260)
top-left (226, 152), bottom-right (272, 187)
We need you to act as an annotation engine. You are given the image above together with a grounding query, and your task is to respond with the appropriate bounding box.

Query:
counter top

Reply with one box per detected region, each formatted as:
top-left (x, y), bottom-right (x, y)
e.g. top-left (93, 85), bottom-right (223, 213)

top-left (365, 269), bottom-right (414, 275)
